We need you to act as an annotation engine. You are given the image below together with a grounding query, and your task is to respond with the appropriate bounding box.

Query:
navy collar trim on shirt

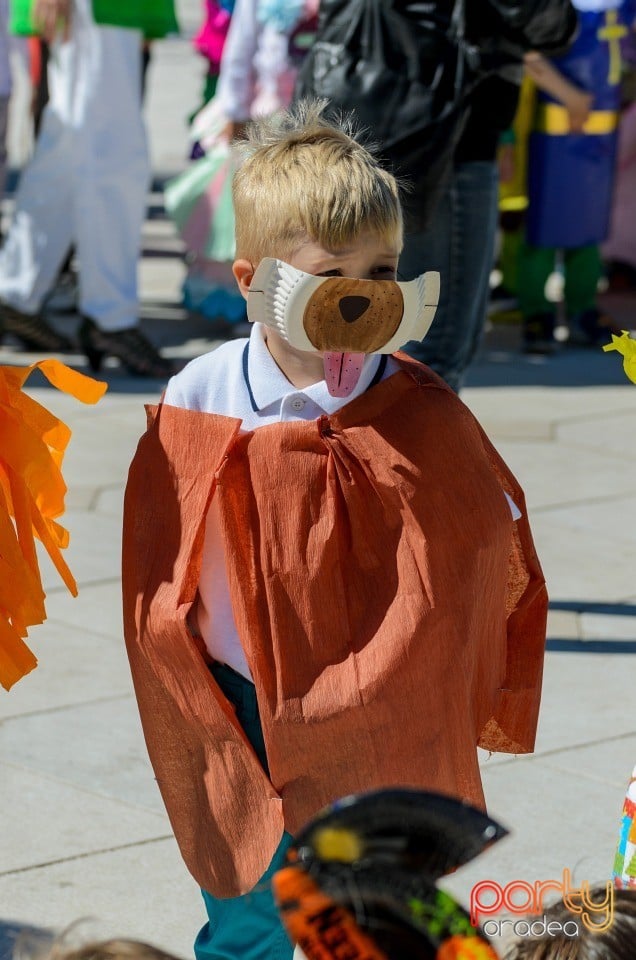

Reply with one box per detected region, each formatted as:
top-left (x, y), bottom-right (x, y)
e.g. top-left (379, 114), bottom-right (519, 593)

top-left (369, 353), bottom-right (388, 388)
top-left (242, 341), bottom-right (388, 413)
top-left (242, 341), bottom-right (259, 412)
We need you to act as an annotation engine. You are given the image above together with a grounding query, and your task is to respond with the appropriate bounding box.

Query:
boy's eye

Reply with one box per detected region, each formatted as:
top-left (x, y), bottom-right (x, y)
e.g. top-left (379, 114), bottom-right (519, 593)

top-left (373, 266), bottom-right (397, 278)
top-left (318, 267), bottom-right (396, 279)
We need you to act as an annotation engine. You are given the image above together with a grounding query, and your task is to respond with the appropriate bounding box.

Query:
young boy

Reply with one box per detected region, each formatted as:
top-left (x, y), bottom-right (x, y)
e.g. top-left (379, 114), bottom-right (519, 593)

top-left (122, 104), bottom-right (547, 960)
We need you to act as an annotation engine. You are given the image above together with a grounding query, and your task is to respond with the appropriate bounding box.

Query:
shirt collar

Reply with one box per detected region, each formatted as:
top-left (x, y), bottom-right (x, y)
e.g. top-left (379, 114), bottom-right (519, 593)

top-left (245, 322), bottom-right (385, 415)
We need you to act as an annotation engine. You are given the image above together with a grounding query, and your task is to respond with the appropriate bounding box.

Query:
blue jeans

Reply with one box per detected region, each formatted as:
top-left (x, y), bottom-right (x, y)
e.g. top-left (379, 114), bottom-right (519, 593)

top-left (194, 664), bottom-right (294, 960)
top-left (400, 161), bottom-right (499, 392)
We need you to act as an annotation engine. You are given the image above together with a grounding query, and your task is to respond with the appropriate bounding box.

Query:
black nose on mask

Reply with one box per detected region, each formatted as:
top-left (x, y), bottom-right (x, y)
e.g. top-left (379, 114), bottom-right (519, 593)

top-left (339, 296), bottom-right (371, 323)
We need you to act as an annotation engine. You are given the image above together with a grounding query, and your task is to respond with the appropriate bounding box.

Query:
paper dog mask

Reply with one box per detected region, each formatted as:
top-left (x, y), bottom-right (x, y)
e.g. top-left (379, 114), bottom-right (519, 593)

top-left (247, 258), bottom-right (440, 398)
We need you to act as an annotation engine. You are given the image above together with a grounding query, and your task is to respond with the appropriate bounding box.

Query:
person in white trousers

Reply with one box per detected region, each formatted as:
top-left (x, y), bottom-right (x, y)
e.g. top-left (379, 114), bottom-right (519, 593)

top-left (0, 0), bottom-right (174, 377)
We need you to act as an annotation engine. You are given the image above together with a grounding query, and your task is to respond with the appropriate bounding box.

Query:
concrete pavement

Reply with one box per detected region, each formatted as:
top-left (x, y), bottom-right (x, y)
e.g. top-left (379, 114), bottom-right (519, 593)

top-left (1, 7), bottom-right (636, 957)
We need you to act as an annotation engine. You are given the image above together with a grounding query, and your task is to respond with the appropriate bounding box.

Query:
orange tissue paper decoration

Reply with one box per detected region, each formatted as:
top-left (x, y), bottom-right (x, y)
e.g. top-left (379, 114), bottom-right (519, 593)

top-left (0, 359), bottom-right (107, 691)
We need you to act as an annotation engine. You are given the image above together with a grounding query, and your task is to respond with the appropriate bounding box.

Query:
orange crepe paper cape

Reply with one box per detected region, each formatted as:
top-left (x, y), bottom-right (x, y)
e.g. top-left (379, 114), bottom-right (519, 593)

top-left (122, 358), bottom-right (547, 897)
top-left (0, 360), bottom-right (107, 690)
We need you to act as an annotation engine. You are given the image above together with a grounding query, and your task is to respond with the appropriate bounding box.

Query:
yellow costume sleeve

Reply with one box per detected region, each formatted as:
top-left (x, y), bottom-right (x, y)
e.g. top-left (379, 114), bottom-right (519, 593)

top-left (0, 360), bottom-right (107, 690)
top-left (499, 76), bottom-right (536, 213)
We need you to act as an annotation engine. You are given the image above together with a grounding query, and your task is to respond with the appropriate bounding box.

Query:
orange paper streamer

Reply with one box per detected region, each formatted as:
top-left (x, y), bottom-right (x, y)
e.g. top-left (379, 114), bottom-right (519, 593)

top-left (0, 359), bottom-right (107, 690)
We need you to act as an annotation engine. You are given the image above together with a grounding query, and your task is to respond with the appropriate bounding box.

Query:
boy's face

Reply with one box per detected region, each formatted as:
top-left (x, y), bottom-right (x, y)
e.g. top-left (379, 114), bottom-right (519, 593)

top-left (233, 232), bottom-right (402, 396)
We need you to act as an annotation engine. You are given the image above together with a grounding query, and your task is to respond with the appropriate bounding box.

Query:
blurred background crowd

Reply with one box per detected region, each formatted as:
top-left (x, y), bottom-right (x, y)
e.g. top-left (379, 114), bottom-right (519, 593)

top-left (0, 0), bottom-right (634, 391)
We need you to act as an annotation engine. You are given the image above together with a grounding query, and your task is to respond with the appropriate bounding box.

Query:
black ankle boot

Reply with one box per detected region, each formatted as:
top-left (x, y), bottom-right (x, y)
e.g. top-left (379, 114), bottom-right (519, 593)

top-left (78, 316), bottom-right (176, 378)
top-left (0, 300), bottom-right (73, 352)
top-left (522, 313), bottom-right (557, 355)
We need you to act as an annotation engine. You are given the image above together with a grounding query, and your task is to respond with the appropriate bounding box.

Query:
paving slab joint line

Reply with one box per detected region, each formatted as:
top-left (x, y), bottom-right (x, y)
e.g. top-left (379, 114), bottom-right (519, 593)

top-left (88, 483), bottom-right (126, 512)
top-left (0, 693), bottom-right (133, 724)
top-left (502, 422), bottom-right (557, 442)
top-left (531, 489), bottom-right (636, 514)
top-left (45, 576), bottom-right (123, 596)
top-left (0, 835), bottom-right (174, 878)
top-left (553, 403), bottom-right (636, 429)
top-left (43, 617), bottom-right (126, 644)
top-left (481, 728), bottom-right (636, 767)
top-left (0, 755), bottom-right (169, 819)
top-left (549, 440), bottom-right (636, 464)
top-left (538, 756), bottom-right (636, 788)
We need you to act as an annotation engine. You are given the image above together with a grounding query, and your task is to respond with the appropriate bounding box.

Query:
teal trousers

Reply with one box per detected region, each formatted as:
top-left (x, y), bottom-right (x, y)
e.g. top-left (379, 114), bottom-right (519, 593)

top-left (194, 663), bottom-right (294, 960)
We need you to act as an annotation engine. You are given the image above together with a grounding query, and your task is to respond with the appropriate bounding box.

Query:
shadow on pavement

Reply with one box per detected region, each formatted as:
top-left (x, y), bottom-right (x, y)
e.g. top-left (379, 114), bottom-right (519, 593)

top-left (546, 638), bottom-right (636, 652)
top-left (465, 322), bottom-right (630, 390)
top-left (547, 598), bottom-right (636, 653)
top-left (550, 600), bottom-right (636, 617)
top-left (467, 289), bottom-right (636, 389)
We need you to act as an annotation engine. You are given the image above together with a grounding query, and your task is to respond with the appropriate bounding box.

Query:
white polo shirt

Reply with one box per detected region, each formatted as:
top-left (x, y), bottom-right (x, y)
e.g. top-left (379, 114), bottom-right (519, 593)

top-left (164, 323), bottom-right (400, 679)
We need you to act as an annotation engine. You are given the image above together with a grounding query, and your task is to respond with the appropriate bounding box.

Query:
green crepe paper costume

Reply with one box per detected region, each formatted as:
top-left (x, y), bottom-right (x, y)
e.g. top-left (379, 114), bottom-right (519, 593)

top-left (11, 0), bottom-right (178, 38)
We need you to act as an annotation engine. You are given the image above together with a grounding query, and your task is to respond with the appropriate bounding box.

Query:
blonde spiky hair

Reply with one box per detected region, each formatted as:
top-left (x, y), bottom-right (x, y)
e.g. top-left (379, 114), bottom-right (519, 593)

top-left (232, 100), bottom-right (403, 263)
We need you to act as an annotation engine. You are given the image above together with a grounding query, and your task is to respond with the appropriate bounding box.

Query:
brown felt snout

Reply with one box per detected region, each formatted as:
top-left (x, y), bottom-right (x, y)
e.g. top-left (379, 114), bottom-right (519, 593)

top-left (303, 278), bottom-right (404, 352)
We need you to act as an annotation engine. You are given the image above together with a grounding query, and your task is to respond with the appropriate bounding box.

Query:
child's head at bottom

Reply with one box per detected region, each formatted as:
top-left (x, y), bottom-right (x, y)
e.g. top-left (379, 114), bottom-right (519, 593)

top-left (504, 886), bottom-right (636, 960)
top-left (17, 936), bottom-right (183, 960)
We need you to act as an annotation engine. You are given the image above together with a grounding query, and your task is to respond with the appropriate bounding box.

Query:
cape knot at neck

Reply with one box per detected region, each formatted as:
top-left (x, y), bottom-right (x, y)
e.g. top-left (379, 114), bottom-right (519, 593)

top-left (319, 416), bottom-right (335, 438)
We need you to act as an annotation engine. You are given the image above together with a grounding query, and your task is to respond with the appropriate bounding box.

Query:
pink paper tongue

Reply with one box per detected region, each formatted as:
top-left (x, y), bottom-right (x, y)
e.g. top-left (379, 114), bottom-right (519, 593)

top-left (323, 351), bottom-right (366, 398)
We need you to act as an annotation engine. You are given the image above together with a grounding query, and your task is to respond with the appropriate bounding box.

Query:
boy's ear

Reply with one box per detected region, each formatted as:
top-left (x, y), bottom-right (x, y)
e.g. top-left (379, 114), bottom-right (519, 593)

top-left (232, 259), bottom-right (255, 301)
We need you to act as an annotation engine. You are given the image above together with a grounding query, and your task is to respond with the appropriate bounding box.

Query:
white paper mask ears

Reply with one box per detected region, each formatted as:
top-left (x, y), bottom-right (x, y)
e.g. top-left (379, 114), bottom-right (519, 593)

top-left (247, 258), bottom-right (440, 397)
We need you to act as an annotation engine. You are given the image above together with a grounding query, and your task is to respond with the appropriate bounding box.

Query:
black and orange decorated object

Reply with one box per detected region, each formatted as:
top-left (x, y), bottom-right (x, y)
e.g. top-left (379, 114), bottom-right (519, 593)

top-left (273, 790), bottom-right (505, 960)
top-left (274, 867), bottom-right (389, 960)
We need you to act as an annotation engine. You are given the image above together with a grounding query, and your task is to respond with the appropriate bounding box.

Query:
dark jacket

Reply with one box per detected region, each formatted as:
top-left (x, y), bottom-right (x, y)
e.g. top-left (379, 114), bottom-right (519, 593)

top-left (457, 0), bottom-right (578, 163)
top-left (468, 0), bottom-right (579, 84)
top-left (295, 0), bottom-right (578, 227)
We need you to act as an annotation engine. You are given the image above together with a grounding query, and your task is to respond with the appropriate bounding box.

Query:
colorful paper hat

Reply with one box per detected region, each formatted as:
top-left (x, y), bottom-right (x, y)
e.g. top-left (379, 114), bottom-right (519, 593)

top-left (273, 789), bottom-right (507, 960)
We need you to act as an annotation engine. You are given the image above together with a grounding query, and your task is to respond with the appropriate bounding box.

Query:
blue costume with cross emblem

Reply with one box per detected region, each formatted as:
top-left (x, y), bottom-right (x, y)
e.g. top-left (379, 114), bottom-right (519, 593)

top-left (527, 0), bottom-right (635, 248)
